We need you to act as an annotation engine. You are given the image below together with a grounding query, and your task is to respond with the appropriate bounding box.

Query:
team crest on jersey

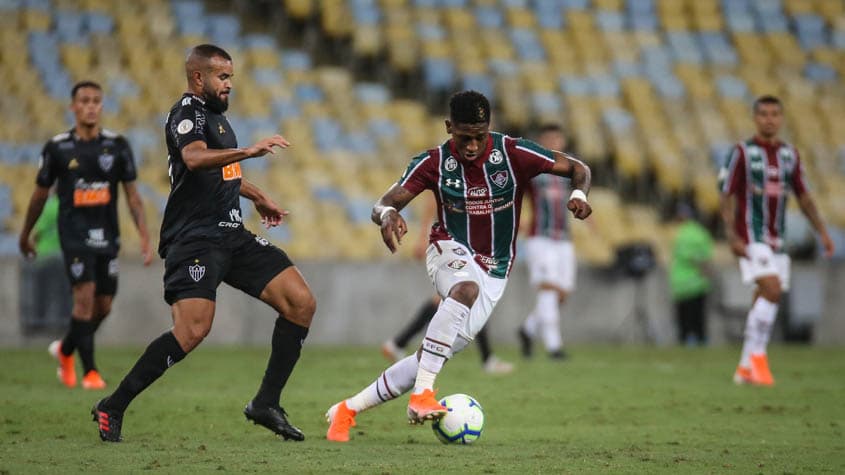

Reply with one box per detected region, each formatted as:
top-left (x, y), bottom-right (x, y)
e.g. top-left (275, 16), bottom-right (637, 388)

top-left (68, 158), bottom-right (79, 170)
top-left (70, 261), bottom-right (84, 278)
top-left (447, 259), bottom-right (467, 270)
top-left (188, 260), bottom-right (206, 282)
top-left (98, 152), bottom-right (114, 172)
top-left (489, 149), bottom-right (503, 164)
top-left (491, 170), bottom-right (509, 188)
top-left (218, 123), bottom-right (226, 134)
top-left (451, 247), bottom-right (467, 256)
top-left (445, 157), bottom-right (458, 171)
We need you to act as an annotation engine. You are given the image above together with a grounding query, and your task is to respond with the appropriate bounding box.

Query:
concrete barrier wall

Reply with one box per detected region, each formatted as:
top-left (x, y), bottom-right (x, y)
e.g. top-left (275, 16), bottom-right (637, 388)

top-left (1, 257), bottom-right (843, 347)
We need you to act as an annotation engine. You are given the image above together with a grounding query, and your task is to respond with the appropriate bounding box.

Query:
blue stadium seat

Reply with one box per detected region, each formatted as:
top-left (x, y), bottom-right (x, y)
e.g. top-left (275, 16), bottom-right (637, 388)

top-left (346, 198), bottom-right (373, 224)
top-left (346, 131), bottom-right (377, 154)
top-left (804, 62), bottom-right (837, 83)
top-left (596, 11), bottom-right (625, 32)
top-left (282, 50), bottom-right (312, 70)
top-left (355, 83), bottom-right (390, 104)
top-left (207, 14), bottom-right (241, 45)
top-left (312, 117), bottom-right (344, 152)
top-left (715, 75), bottom-right (749, 99)
top-left (534, 3), bottom-right (564, 29)
top-left (422, 57), bottom-right (456, 92)
top-left (416, 23), bottom-right (446, 41)
top-left (368, 118), bottom-right (400, 141)
top-left (85, 12), bottom-right (114, 35)
top-left (253, 68), bottom-right (283, 87)
top-left (350, 0), bottom-right (381, 26)
top-left (462, 73), bottom-right (495, 103)
top-left (475, 6), bottom-right (504, 29)
top-left (294, 83), bottom-right (325, 103)
top-left (510, 28), bottom-right (545, 61)
top-left (271, 98), bottom-right (301, 121)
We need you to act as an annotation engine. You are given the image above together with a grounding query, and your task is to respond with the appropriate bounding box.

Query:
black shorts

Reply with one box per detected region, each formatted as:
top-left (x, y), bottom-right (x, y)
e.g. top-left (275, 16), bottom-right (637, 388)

top-left (62, 251), bottom-right (119, 296)
top-left (163, 230), bottom-right (294, 305)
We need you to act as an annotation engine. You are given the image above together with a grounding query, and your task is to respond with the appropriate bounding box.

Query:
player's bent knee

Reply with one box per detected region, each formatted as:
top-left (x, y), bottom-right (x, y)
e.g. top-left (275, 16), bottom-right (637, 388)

top-left (448, 282), bottom-right (479, 307)
top-left (286, 290), bottom-right (316, 327)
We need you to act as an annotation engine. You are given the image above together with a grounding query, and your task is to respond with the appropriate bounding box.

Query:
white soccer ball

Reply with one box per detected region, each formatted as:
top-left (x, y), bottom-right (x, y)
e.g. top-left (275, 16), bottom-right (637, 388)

top-left (431, 393), bottom-right (484, 444)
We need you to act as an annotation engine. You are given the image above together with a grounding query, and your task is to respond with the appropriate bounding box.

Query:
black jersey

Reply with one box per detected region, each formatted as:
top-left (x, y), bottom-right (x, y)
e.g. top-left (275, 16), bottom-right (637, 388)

top-left (159, 93), bottom-right (243, 258)
top-left (35, 128), bottom-right (137, 254)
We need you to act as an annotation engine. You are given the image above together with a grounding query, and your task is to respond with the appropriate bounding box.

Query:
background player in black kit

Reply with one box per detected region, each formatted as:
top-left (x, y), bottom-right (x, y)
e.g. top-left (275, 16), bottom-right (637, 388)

top-left (19, 80), bottom-right (152, 391)
top-left (91, 44), bottom-right (316, 443)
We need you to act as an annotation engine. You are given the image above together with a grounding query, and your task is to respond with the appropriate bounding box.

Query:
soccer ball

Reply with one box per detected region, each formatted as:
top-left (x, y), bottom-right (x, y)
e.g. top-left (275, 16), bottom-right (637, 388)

top-left (431, 393), bottom-right (484, 444)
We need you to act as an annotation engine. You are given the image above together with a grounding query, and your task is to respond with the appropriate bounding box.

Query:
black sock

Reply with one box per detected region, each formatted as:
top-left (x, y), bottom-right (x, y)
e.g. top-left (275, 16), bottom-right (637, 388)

top-left (60, 317), bottom-right (86, 356)
top-left (253, 316), bottom-right (309, 408)
top-left (76, 320), bottom-right (98, 373)
top-left (476, 327), bottom-right (492, 363)
top-left (105, 331), bottom-right (186, 413)
top-left (394, 300), bottom-right (438, 348)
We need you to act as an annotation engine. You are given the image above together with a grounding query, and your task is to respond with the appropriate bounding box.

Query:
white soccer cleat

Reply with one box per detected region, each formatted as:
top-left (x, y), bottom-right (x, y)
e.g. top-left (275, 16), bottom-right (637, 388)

top-left (380, 340), bottom-right (405, 363)
top-left (483, 355), bottom-right (514, 374)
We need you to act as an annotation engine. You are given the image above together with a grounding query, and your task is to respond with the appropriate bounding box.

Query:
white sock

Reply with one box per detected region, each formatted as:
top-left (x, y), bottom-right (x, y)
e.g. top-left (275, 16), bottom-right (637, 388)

top-left (414, 297), bottom-right (470, 393)
top-left (346, 354), bottom-right (418, 413)
top-left (739, 297), bottom-right (778, 367)
top-left (536, 290), bottom-right (562, 352)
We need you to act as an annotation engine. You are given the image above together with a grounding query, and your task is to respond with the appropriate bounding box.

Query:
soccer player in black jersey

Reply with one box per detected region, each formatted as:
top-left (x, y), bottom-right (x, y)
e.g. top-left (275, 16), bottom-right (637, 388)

top-left (19, 80), bottom-right (152, 391)
top-left (91, 44), bottom-right (316, 443)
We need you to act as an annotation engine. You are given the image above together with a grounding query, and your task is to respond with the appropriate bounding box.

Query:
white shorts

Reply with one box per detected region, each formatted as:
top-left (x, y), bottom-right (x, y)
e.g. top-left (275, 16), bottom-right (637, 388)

top-left (425, 240), bottom-right (508, 341)
top-left (739, 242), bottom-right (790, 291)
top-left (524, 237), bottom-right (576, 292)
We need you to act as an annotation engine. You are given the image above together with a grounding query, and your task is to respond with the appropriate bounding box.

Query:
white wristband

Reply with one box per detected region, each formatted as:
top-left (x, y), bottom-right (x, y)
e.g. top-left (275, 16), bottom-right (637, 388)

top-left (379, 206), bottom-right (397, 222)
top-left (569, 189), bottom-right (587, 203)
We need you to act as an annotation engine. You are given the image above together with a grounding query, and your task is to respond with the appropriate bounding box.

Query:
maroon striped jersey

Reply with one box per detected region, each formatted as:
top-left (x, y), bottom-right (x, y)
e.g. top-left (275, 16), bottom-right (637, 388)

top-left (399, 132), bottom-right (556, 278)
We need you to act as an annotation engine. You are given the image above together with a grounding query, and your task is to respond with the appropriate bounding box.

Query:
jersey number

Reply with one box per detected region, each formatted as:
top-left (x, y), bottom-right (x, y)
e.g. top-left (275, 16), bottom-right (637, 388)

top-left (73, 189), bottom-right (111, 207)
top-left (222, 163), bottom-right (242, 181)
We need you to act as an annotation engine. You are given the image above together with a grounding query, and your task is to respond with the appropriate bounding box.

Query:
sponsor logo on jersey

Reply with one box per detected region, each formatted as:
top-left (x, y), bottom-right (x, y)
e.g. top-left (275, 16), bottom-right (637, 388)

top-left (68, 158), bottom-right (79, 169)
top-left (451, 247), bottom-right (467, 256)
top-left (86, 228), bottom-right (108, 248)
top-left (188, 260), bottom-right (206, 282)
top-left (219, 208), bottom-right (243, 228)
top-left (445, 178), bottom-right (462, 188)
top-left (447, 259), bottom-right (467, 270)
top-left (221, 162), bottom-right (242, 181)
top-left (73, 180), bottom-right (111, 207)
top-left (255, 236), bottom-right (270, 246)
top-left (445, 157), bottom-right (458, 171)
top-left (108, 259), bottom-right (119, 276)
top-left (181, 97), bottom-right (192, 106)
top-left (467, 186), bottom-right (487, 197)
top-left (489, 149), bottom-right (503, 164)
top-left (70, 260), bottom-right (84, 278)
top-left (491, 170), bottom-right (509, 188)
top-left (478, 255), bottom-right (499, 266)
top-left (177, 119), bottom-right (194, 134)
top-left (98, 152), bottom-right (114, 172)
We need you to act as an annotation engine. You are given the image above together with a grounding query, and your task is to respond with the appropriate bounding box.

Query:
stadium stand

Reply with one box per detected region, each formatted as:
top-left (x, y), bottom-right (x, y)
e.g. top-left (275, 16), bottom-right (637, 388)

top-left (1, 0), bottom-right (843, 266)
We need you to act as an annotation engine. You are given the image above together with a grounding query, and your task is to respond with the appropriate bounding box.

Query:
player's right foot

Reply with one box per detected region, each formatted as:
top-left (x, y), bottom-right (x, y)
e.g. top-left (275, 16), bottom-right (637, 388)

top-left (733, 365), bottom-right (753, 385)
top-left (325, 401), bottom-right (357, 442)
top-left (549, 349), bottom-right (568, 361)
top-left (91, 398), bottom-right (123, 442)
top-left (48, 340), bottom-right (76, 388)
top-left (82, 370), bottom-right (107, 390)
top-left (244, 401), bottom-right (305, 441)
top-left (517, 328), bottom-right (532, 358)
top-left (483, 355), bottom-right (515, 374)
top-left (750, 354), bottom-right (775, 386)
top-left (381, 340), bottom-right (405, 363)
top-left (407, 389), bottom-right (447, 424)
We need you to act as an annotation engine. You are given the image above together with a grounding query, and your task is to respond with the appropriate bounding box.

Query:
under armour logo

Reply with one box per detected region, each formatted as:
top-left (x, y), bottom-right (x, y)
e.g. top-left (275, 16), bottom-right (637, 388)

top-left (445, 178), bottom-right (462, 188)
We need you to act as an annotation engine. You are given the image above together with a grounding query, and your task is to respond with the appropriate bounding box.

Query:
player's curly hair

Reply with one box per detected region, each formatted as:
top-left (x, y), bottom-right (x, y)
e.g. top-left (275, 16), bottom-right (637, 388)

top-left (449, 90), bottom-right (490, 125)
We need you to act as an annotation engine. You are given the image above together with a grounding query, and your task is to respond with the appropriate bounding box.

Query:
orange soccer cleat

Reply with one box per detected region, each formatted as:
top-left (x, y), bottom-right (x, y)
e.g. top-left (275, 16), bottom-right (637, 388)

top-left (733, 365), bottom-right (753, 385)
top-left (750, 353), bottom-right (775, 386)
top-left (82, 370), bottom-right (107, 390)
top-left (48, 340), bottom-right (77, 388)
top-left (325, 401), bottom-right (357, 442)
top-left (407, 389), bottom-right (447, 424)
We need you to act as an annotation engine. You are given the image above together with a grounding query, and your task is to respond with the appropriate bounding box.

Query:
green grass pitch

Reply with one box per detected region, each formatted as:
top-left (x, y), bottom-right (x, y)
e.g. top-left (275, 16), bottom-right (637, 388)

top-left (1, 345), bottom-right (843, 474)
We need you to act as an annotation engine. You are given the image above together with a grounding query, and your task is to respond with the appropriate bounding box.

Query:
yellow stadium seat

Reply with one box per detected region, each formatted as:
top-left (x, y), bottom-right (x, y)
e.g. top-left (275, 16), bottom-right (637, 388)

top-left (285, 0), bottom-right (314, 19)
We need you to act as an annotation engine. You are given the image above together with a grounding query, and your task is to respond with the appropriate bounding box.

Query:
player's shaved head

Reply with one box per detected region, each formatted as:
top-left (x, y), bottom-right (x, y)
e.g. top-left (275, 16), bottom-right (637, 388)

top-left (185, 44), bottom-right (234, 114)
top-left (185, 44), bottom-right (232, 80)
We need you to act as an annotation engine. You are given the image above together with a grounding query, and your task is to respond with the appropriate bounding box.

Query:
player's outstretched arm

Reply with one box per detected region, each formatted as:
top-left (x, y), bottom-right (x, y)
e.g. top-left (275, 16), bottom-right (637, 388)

top-left (548, 151), bottom-right (592, 220)
top-left (18, 185), bottom-right (50, 259)
top-left (797, 192), bottom-right (835, 257)
top-left (372, 184), bottom-right (417, 254)
top-left (241, 178), bottom-right (289, 228)
top-left (122, 182), bottom-right (153, 266)
top-left (181, 135), bottom-right (290, 171)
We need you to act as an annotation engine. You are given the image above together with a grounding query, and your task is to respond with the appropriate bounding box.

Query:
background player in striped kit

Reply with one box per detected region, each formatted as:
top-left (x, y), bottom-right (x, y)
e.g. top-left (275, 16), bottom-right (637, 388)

top-left (719, 95), bottom-right (834, 386)
top-left (325, 90), bottom-right (591, 442)
top-left (517, 123), bottom-right (576, 360)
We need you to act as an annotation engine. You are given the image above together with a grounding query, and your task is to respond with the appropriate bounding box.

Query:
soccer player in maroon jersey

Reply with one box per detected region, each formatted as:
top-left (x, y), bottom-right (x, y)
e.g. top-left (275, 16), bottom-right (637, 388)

top-left (19, 81), bottom-right (152, 390)
top-left (719, 95), bottom-right (834, 386)
top-left (518, 124), bottom-right (576, 360)
top-left (326, 90), bottom-right (591, 442)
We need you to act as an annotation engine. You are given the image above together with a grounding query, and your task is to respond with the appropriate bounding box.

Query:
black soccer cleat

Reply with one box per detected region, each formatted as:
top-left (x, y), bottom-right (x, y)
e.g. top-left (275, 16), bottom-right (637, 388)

top-left (517, 327), bottom-right (533, 358)
top-left (91, 398), bottom-right (123, 442)
top-left (549, 349), bottom-right (569, 361)
top-left (243, 401), bottom-right (305, 441)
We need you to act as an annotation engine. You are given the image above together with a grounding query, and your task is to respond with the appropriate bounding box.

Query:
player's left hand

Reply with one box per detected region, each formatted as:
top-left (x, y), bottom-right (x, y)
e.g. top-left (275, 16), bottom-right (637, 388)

top-left (380, 210), bottom-right (407, 254)
top-left (567, 198), bottom-right (592, 220)
top-left (254, 197), bottom-right (289, 228)
top-left (821, 231), bottom-right (835, 258)
top-left (140, 237), bottom-right (153, 266)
